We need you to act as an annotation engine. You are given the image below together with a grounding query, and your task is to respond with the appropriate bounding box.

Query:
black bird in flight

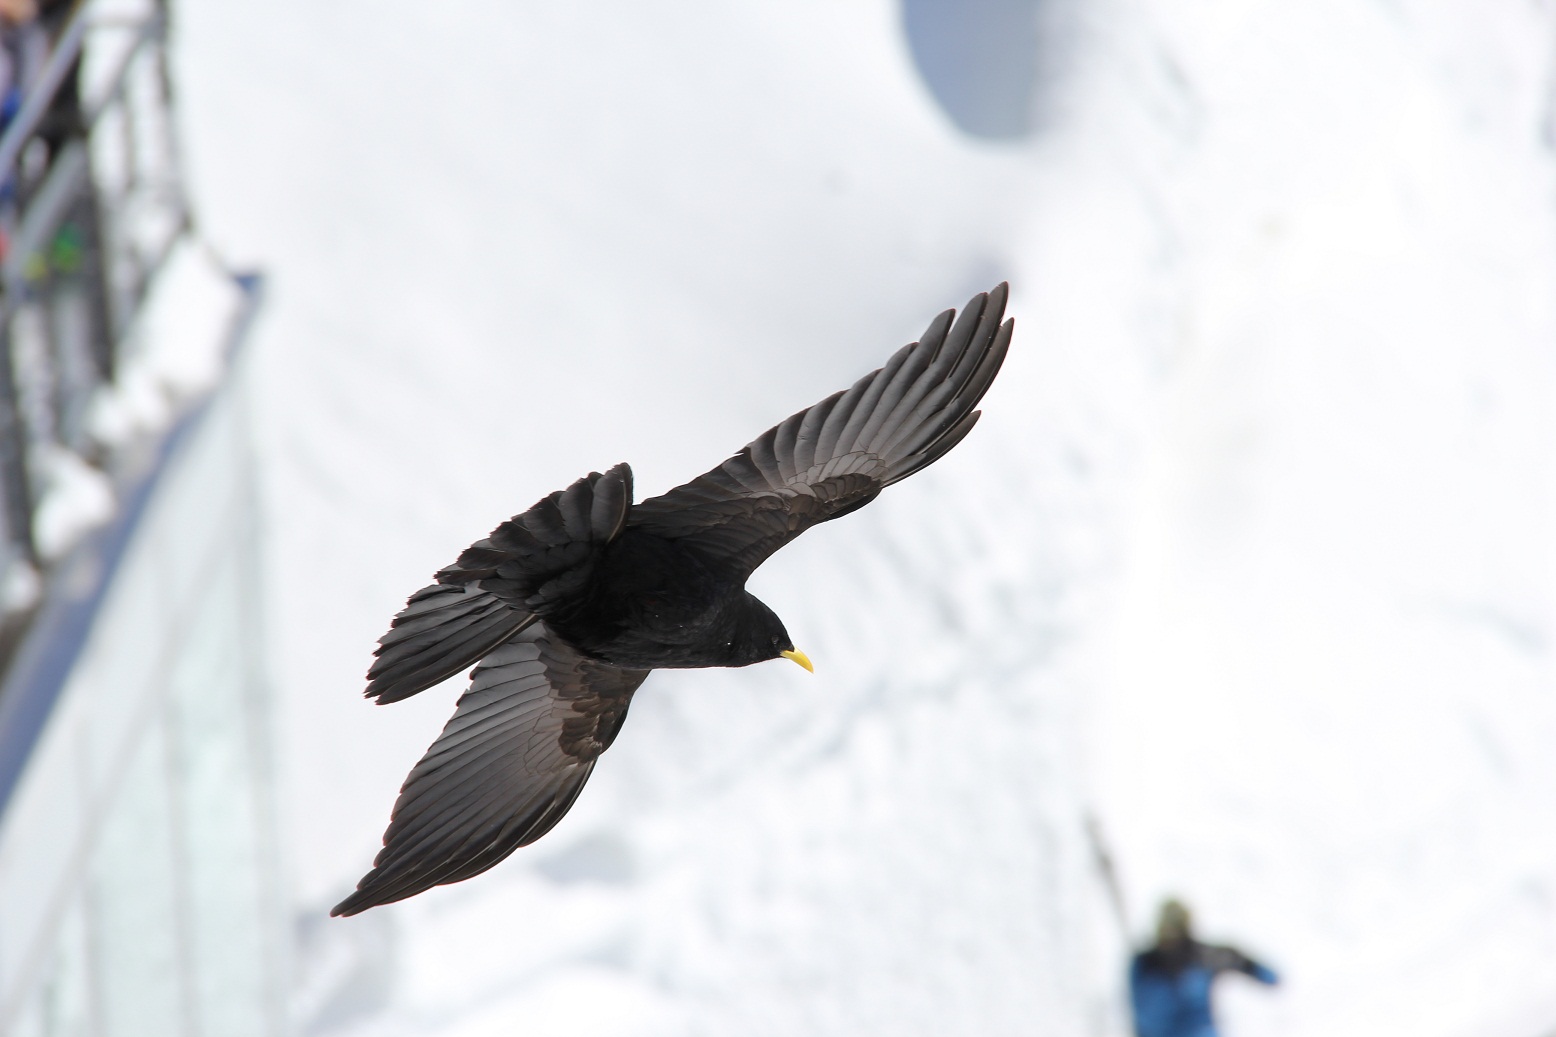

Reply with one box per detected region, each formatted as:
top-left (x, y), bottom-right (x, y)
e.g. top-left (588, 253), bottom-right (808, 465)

top-left (333, 284), bottom-right (1013, 916)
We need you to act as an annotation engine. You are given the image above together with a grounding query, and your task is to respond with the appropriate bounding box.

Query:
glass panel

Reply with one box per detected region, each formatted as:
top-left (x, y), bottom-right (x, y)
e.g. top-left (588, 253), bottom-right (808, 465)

top-left (169, 550), bottom-right (271, 1037)
top-left (10, 896), bottom-right (94, 1037)
top-left (0, 701), bottom-right (88, 1001)
top-left (88, 709), bottom-right (186, 1037)
top-left (0, 371), bottom-right (280, 1037)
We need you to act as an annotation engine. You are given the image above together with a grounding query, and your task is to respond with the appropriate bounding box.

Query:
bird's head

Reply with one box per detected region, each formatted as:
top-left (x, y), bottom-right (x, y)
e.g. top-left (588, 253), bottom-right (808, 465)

top-left (722, 594), bottom-right (813, 672)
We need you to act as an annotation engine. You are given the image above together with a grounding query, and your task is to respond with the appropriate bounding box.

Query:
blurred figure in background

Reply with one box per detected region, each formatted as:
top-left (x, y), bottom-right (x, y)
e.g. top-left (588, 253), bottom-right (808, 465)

top-left (0, 0), bottom-right (41, 261)
top-left (0, 0), bottom-right (42, 133)
top-left (1129, 898), bottom-right (1279, 1037)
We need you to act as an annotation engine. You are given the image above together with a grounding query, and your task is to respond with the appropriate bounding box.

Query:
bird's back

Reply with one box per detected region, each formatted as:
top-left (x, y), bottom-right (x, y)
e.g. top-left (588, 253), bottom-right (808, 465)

top-left (545, 526), bottom-right (764, 669)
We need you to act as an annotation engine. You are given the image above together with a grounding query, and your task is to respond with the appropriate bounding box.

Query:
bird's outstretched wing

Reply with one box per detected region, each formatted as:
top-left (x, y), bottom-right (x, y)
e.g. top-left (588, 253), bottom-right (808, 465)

top-left (628, 283), bottom-right (1012, 580)
top-left (333, 624), bottom-right (649, 916)
top-left (364, 464), bottom-right (633, 704)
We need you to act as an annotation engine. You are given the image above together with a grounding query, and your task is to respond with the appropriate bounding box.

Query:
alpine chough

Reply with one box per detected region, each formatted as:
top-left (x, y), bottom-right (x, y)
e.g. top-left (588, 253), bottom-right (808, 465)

top-left (333, 284), bottom-right (1013, 916)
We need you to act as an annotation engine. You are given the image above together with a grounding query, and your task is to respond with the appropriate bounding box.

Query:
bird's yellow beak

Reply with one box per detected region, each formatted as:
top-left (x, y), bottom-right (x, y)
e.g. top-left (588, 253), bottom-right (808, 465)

top-left (780, 648), bottom-right (814, 673)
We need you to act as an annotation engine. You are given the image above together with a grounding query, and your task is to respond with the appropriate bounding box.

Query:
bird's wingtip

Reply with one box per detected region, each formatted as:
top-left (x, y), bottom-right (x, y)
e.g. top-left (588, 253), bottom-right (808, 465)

top-left (330, 892), bottom-right (369, 917)
top-left (329, 876), bottom-right (383, 917)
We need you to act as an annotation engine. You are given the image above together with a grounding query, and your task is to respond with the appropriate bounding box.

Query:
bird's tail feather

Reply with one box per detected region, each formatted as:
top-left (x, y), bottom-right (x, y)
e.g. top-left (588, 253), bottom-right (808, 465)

top-left (438, 463), bottom-right (633, 614)
top-left (365, 583), bottom-right (535, 703)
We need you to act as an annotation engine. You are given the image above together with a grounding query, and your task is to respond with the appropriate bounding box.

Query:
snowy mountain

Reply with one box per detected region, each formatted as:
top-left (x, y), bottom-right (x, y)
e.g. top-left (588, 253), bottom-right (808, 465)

top-left (174, 1), bottom-right (1556, 1034)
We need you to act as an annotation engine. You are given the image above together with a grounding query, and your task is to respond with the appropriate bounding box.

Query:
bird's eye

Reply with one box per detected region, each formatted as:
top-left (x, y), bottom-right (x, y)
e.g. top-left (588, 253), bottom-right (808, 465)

top-left (724, 640), bottom-right (733, 649)
top-left (770, 635), bottom-right (780, 646)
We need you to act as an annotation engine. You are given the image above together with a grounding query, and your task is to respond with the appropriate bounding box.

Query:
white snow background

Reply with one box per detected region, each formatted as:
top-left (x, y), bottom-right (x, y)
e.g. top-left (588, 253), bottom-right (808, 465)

top-left (170, 1), bottom-right (1556, 1035)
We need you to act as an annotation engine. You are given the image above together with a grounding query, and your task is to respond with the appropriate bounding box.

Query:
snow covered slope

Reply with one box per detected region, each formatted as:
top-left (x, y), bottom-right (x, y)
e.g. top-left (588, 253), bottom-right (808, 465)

top-left (173, 0), bottom-right (1556, 1034)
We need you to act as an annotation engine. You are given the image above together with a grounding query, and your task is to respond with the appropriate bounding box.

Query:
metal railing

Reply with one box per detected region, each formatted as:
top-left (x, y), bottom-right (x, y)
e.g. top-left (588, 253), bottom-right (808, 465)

top-left (0, 0), bottom-right (187, 611)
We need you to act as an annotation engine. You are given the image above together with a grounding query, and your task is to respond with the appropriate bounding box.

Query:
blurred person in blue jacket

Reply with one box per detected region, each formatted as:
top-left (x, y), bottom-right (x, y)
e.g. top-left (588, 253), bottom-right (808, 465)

top-left (1129, 898), bottom-right (1279, 1037)
top-left (0, 0), bottom-right (43, 130)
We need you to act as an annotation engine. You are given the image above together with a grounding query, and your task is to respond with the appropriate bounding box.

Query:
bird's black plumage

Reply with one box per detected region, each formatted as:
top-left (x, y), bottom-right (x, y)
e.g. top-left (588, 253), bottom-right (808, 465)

top-left (332, 284), bottom-right (1013, 916)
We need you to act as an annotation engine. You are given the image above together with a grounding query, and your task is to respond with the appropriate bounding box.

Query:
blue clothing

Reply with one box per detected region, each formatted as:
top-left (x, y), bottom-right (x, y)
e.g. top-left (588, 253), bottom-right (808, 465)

top-left (1129, 940), bottom-right (1278, 1037)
